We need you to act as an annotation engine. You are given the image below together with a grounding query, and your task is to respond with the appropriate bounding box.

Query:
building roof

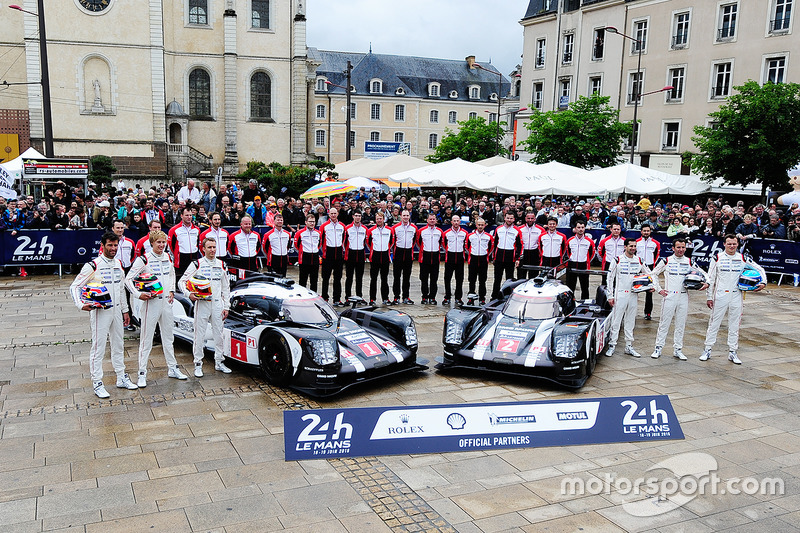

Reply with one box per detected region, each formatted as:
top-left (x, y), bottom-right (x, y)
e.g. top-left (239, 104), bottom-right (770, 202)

top-left (523, 0), bottom-right (557, 20)
top-left (311, 49), bottom-right (510, 102)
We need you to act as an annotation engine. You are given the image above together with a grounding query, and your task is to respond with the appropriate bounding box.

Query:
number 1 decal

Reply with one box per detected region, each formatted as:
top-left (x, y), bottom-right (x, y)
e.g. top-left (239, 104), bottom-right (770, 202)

top-left (231, 338), bottom-right (247, 361)
top-left (357, 341), bottom-right (381, 356)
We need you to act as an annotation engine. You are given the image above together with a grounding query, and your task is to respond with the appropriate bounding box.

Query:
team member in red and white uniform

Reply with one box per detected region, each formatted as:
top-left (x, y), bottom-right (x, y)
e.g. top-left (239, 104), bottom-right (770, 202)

top-left (491, 211), bottom-right (522, 299)
top-left (125, 230), bottom-right (187, 387)
top-left (367, 211), bottom-right (393, 305)
top-left (262, 214), bottom-right (292, 277)
top-left (650, 237), bottom-right (707, 360)
top-left (344, 211), bottom-right (368, 300)
top-left (538, 217), bottom-right (567, 268)
top-left (597, 223), bottom-right (626, 271)
top-left (167, 207), bottom-right (200, 279)
top-left (391, 210), bottom-right (417, 305)
top-left (199, 212), bottom-right (229, 259)
top-left (565, 221), bottom-right (595, 299)
top-left (442, 215), bottom-right (468, 306)
top-left (70, 231), bottom-right (137, 398)
top-left (319, 208), bottom-right (346, 305)
top-left (111, 220), bottom-right (137, 330)
top-left (518, 212), bottom-right (544, 278)
top-left (636, 223), bottom-right (661, 320)
top-left (179, 237), bottom-right (232, 377)
top-left (606, 238), bottom-right (651, 358)
top-left (227, 215), bottom-right (261, 272)
top-left (295, 214), bottom-right (321, 291)
top-left (417, 213), bottom-right (444, 304)
top-left (135, 219), bottom-right (168, 258)
top-left (467, 218), bottom-right (493, 305)
top-left (701, 234), bottom-right (766, 364)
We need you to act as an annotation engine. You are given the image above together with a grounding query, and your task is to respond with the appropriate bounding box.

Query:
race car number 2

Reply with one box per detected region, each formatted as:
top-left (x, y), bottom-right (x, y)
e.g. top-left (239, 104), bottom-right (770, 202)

top-left (497, 338), bottom-right (521, 352)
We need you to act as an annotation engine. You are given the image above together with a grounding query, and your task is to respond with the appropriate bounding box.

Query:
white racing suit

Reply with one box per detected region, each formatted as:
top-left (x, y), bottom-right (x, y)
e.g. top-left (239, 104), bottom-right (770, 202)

top-left (607, 255), bottom-right (650, 347)
top-left (704, 251), bottom-right (766, 351)
top-left (179, 257), bottom-right (231, 364)
top-left (69, 255), bottom-right (130, 382)
top-left (125, 251), bottom-right (177, 373)
top-left (651, 255), bottom-right (705, 349)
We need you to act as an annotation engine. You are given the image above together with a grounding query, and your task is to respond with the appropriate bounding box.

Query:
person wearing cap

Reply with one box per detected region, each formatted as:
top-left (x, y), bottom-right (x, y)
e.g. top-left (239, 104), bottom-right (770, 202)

top-left (246, 196), bottom-right (267, 226)
top-left (570, 205), bottom-right (587, 229)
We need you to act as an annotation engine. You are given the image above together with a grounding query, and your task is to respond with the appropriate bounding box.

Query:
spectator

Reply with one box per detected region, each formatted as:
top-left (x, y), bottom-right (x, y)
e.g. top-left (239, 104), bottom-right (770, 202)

top-left (50, 204), bottom-right (70, 230)
top-left (246, 196), bottom-right (267, 225)
top-left (760, 213), bottom-right (787, 239)
top-left (666, 216), bottom-right (688, 238)
top-left (200, 181), bottom-right (216, 214)
top-left (176, 179), bottom-right (201, 204)
top-left (735, 214), bottom-right (759, 241)
top-left (241, 179), bottom-right (261, 204)
top-left (787, 215), bottom-right (800, 242)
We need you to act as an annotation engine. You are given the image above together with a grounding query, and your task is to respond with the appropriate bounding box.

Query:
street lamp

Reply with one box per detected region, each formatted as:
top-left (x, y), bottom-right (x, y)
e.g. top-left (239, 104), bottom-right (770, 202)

top-left (485, 107), bottom-right (528, 159)
top-left (9, 2), bottom-right (54, 158)
top-left (324, 60), bottom-right (353, 161)
top-left (605, 25), bottom-right (646, 164)
top-left (472, 62), bottom-right (504, 156)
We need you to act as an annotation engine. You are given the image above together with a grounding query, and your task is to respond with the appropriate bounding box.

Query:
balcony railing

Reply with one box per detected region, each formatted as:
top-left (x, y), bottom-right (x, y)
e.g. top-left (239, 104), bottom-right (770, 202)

top-left (717, 27), bottom-right (735, 41)
top-left (562, 52), bottom-right (573, 63)
top-left (711, 85), bottom-right (730, 98)
top-left (671, 35), bottom-right (688, 49)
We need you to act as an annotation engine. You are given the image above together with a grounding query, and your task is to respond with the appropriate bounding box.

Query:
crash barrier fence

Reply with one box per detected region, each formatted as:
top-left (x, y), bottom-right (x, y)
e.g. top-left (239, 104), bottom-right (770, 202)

top-left (1, 227), bottom-right (799, 283)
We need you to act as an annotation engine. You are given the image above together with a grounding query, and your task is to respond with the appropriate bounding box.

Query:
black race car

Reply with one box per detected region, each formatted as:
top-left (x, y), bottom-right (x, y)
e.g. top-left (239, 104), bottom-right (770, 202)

top-left (439, 272), bottom-right (613, 389)
top-left (172, 271), bottom-right (425, 397)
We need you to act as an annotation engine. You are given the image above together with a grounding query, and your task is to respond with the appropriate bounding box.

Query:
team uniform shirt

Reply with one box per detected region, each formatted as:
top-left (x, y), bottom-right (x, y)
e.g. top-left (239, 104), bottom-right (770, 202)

top-left (598, 235), bottom-right (626, 269)
top-left (651, 255), bottom-right (696, 293)
top-left (443, 226), bottom-right (467, 262)
top-left (113, 236), bottom-right (136, 268)
top-left (466, 230), bottom-right (493, 259)
top-left (417, 225), bottom-right (444, 262)
top-left (262, 228), bottom-right (292, 264)
top-left (367, 225), bottom-right (393, 259)
top-left (167, 223), bottom-right (200, 267)
top-left (344, 223), bottom-right (368, 259)
top-left (179, 256), bottom-right (230, 309)
top-left (294, 227), bottom-right (321, 264)
top-left (539, 230), bottom-right (568, 261)
top-left (70, 255), bottom-right (129, 312)
top-left (706, 251), bottom-right (766, 298)
top-left (636, 237), bottom-right (661, 265)
top-left (319, 220), bottom-right (345, 258)
top-left (125, 251), bottom-right (176, 299)
top-left (134, 235), bottom-right (152, 258)
top-left (491, 224), bottom-right (522, 261)
top-left (391, 222), bottom-right (417, 251)
top-left (228, 229), bottom-right (261, 258)
top-left (199, 227), bottom-right (229, 258)
top-left (566, 234), bottom-right (596, 269)
top-left (607, 255), bottom-right (650, 296)
top-left (519, 223), bottom-right (544, 251)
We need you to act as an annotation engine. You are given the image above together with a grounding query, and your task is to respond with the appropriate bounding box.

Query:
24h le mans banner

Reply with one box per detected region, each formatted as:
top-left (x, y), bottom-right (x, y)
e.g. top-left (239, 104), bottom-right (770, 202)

top-left (284, 395), bottom-right (683, 461)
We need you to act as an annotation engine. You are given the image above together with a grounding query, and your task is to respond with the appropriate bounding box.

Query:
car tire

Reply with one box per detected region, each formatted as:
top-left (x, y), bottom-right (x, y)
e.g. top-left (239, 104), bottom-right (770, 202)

top-left (586, 332), bottom-right (597, 377)
top-left (258, 330), bottom-right (293, 386)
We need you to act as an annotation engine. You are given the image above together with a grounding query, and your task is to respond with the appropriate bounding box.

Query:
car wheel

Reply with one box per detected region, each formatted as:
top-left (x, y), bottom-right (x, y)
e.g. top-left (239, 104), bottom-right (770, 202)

top-left (258, 330), bottom-right (293, 386)
top-left (586, 332), bottom-right (597, 377)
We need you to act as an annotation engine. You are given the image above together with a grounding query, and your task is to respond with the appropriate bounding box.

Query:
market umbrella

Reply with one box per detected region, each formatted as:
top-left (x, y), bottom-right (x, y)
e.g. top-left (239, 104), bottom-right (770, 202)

top-left (342, 176), bottom-right (384, 190)
top-left (300, 181), bottom-right (356, 199)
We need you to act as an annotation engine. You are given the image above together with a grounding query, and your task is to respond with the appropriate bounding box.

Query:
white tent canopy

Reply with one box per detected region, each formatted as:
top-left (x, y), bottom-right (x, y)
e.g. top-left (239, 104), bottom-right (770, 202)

top-left (0, 147), bottom-right (45, 182)
top-left (708, 177), bottom-right (764, 196)
top-left (466, 160), bottom-right (604, 196)
top-left (335, 154), bottom-right (430, 180)
top-left (343, 176), bottom-right (384, 190)
top-left (586, 163), bottom-right (710, 195)
top-left (389, 158), bottom-right (484, 187)
top-left (474, 155), bottom-right (513, 167)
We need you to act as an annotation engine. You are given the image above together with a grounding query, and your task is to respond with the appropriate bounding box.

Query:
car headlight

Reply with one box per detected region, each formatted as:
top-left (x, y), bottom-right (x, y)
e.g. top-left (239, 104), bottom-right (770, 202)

top-left (444, 320), bottom-right (463, 344)
top-left (554, 334), bottom-right (581, 359)
top-left (308, 339), bottom-right (338, 366)
top-left (405, 325), bottom-right (418, 347)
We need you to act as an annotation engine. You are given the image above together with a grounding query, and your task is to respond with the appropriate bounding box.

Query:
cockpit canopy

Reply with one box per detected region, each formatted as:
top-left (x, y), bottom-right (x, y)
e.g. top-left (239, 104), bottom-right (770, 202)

top-left (502, 282), bottom-right (575, 319)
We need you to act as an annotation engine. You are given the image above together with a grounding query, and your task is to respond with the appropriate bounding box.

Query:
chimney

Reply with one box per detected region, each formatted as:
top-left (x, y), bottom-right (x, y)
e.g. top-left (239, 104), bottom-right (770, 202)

top-left (466, 56), bottom-right (476, 69)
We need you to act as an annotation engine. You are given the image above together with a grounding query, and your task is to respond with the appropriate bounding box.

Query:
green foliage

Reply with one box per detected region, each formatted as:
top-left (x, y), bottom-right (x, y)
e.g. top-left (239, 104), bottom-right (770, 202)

top-left (425, 117), bottom-right (508, 163)
top-left (237, 161), bottom-right (320, 198)
top-left (521, 94), bottom-right (632, 169)
top-left (88, 155), bottom-right (117, 184)
top-left (687, 81), bottom-right (800, 195)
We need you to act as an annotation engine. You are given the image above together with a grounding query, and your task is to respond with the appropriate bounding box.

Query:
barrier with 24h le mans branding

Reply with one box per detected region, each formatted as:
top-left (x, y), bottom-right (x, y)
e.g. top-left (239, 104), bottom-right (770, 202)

top-left (283, 395), bottom-right (684, 461)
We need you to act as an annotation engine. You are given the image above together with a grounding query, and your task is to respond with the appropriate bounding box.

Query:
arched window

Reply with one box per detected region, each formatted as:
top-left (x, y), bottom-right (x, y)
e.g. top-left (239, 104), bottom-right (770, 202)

top-left (250, 72), bottom-right (272, 119)
top-left (448, 111), bottom-right (457, 124)
top-left (468, 111), bottom-right (477, 120)
top-left (370, 131), bottom-right (380, 142)
top-left (394, 132), bottom-right (405, 142)
top-left (316, 104), bottom-right (326, 119)
top-left (370, 79), bottom-right (383, 93)
top-left (428, 133), bottom-right (438, 149)
top-left (315, 130), bottom-right (326, 147)
top-left (430, 110), bottom-right (439, 123)
top-left (316, 78), bottom-right (327, 91)
top-left (189, 0), bottom-right (208, 24)
top-left (189, 68), bottom-right (211, 117)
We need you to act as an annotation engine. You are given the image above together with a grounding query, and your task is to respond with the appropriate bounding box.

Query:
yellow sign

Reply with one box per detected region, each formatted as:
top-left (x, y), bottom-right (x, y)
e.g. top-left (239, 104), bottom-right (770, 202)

top-left (0, 134), bottom-right (20, 165)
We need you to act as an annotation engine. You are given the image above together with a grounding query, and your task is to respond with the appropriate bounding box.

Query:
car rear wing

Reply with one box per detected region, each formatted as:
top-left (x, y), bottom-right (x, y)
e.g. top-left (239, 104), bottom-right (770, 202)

top-left (519, 262), bottom-right (568, 280)
top-left (227, 266), bottom-right (295, 289)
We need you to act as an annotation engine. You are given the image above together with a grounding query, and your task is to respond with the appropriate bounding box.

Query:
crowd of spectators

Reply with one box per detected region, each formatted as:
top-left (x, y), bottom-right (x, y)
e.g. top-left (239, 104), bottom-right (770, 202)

top-left (2, 178), bottom-right (800, 244)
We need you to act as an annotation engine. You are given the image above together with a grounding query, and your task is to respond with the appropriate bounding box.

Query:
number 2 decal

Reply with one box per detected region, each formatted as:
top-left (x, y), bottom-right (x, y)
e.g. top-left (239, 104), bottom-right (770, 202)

top-left (497, 339), bottom-right (520, 352)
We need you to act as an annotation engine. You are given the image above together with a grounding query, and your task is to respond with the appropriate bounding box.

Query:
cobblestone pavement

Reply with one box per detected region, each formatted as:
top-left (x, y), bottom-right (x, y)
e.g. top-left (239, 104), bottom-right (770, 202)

top-left (1, 267), bottom-right (799, 532)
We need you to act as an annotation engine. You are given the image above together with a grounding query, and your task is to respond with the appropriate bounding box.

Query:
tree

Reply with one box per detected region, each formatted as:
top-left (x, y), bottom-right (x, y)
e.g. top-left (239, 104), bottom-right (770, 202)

top-left (520, 94), bottom-right (632, 169)
top-left (88, 155), bottom-right (116, 185)
top-left (425, 117), bottom-right (508, 163)
top-left (687, 80), bottom-right (800, 196)
top-left (236, 160), bottom-right (330, 198)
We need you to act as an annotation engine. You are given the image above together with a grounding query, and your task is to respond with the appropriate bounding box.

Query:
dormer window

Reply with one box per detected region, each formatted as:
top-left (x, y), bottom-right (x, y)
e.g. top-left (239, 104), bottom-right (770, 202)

top-left (449, 90), bottom-right (458, 98)
top-left (316, 77), bottom-right (327, 92)
top-left (490, 92), bottom-right (498, 101)
top-left (370, 79), bottom-right (383, 94)
top-left (395, 87), bottom-right (405, 95)
top-left (428, 83), bottom-right (441, 97)
top-left (469, 85), bottom-right (480, 99)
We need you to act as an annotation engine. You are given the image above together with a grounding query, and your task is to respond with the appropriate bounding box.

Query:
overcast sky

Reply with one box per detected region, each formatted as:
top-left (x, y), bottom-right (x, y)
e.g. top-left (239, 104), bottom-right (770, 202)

top-left (306, 1), bottom-right (527, 77)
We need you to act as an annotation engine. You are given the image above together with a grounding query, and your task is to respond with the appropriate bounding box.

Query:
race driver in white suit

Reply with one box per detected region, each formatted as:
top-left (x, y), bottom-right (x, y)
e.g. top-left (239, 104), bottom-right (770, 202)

top-left (701, 234), bottom-right (766, 364)
top-left (179, 236), bottom-right (231, 377)
top-left (649, 236), bottom-right (707, 360)
top-left (125, 230), bottom-right (187, 387)
top-left (606, 237), bottom-right (651, 358)
top-left (70, 231), bottom-right (138, 398)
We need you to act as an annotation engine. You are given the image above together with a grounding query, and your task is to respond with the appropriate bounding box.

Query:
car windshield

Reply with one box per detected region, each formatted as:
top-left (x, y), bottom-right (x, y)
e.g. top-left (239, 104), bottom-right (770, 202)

top-left (502, 294), bottom-right (559, 320)
top-left (280, 297), bottom-right (337, 326)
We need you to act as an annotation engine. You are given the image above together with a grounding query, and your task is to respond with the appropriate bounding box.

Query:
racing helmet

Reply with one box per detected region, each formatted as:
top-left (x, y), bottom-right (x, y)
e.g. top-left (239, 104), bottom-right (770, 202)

top-left (186, 273), bottom-right (212, 300)
top-left (80, 282), bottom-right (112, 309)
top-left (683, 269), bottom-right (707, 291)
top-left (738, 267), bottom-right (763, 291)
top-left (631, 275), bottom-right (654, 293)
top-left (132, 273), bottom-right (163, 296)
